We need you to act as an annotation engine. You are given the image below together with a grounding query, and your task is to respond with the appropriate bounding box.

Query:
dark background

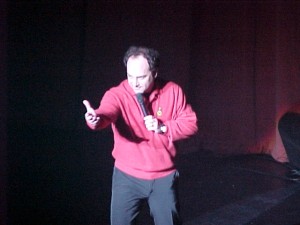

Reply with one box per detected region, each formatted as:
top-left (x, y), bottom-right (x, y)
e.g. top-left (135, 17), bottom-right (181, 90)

top-left (1, 1), bottom-right (300, 225)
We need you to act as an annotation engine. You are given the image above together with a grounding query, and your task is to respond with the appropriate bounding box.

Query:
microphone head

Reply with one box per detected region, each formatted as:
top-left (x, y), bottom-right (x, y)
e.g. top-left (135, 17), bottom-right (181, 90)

top-left (135, 93), bottom-right (148, 116)
top-left (136, 93), bottom-right (144, 104)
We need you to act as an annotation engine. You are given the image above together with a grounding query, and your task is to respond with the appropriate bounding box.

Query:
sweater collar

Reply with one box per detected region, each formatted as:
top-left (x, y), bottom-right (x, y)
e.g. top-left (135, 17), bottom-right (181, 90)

top-left (124, 79), bottom-right (162, 101)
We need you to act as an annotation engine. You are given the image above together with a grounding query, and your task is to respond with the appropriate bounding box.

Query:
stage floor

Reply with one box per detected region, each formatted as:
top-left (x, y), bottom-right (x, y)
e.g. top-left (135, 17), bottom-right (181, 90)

top-left (7, 128), bottom-right (300, 225)
top-left (139, 151), bottom-right (300, 225)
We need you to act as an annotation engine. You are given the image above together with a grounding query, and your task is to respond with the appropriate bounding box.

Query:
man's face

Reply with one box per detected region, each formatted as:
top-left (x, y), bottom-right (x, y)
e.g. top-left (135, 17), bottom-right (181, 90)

top-left (127, 55), bottom-right (156, 94)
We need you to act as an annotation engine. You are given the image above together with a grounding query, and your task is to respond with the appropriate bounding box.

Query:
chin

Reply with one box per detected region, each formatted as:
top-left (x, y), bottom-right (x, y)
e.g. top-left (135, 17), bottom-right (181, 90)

top-left (133, 89), bottom-right (144, 94)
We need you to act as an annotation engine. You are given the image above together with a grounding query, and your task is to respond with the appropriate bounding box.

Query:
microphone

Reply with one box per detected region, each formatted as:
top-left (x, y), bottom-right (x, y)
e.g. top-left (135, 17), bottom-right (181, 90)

top-left (136, 93), bottom-right (149, 116)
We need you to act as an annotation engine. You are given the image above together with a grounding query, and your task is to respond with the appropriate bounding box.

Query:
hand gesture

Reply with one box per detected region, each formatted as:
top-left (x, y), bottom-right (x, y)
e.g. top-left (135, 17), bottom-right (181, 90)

top-left (83, 100), bottom-right (100, 126)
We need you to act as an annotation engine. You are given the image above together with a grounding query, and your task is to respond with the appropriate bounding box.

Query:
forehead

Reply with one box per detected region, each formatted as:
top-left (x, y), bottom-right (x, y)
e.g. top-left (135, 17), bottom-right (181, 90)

top-left (127, 55), bottom-right (150, 76)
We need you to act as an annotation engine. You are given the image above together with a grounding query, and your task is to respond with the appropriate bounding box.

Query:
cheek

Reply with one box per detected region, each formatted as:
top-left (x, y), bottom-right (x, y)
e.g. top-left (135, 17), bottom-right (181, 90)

top-left (128, 79), bottom-right (135, 86)
top-left (141, 79), bottom-right (148, 86)
top-left (145, 77), bottom-right (154, 85)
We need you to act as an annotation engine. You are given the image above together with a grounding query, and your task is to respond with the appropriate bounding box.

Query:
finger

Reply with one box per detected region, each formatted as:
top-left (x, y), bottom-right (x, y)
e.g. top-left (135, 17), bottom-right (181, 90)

top-left (83, 100), bottom-right (93, 111)
top-left (83, 100), bottom-right (97, 117)
top-left (144, 115), bottom-right (154, 121)
top-left (144, 119), bottom-right (153, 127)
top-left (85, 112), bottom-right (94, 120)
top-left (90, 117), bottom-right (100, 124)
top-left (144, 116), bottom-right (158, 131)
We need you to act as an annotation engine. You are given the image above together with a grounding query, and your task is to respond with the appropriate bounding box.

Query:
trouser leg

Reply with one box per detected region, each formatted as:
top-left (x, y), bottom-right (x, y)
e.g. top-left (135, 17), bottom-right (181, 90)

top-left (111, 167), bottom-right (146, 225)
top-left (278, 112), bottom-right (300, 169)
top-left (148, 171), bottom-right (182, 225)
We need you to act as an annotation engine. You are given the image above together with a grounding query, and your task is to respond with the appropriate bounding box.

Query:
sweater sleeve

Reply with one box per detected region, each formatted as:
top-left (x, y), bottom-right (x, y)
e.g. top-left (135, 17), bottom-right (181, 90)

top-left (164, 85), bottom-right (198, 141)
top-left (91, 89), bottom-right (121, 130)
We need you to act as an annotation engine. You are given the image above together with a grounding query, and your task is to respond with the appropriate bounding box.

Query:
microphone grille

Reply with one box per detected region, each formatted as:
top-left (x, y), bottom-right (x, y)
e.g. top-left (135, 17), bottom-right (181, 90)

top-left (136, 93), bottom-right (144, 103)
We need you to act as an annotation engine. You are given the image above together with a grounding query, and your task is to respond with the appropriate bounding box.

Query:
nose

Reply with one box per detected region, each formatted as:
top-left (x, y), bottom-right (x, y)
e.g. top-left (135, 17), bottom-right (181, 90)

top-left (133, 78), bottom-right (139, 87)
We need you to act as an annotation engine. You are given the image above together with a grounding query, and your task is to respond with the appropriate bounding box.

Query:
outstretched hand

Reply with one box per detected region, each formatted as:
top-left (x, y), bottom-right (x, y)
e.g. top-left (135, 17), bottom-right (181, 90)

top-left (83, 100), bottom-right (100, 126)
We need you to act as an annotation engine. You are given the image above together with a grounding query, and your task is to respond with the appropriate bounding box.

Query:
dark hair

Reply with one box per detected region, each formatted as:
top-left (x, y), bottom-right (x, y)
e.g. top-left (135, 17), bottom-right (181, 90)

top-left (123, 46), bottom-right (160, 73)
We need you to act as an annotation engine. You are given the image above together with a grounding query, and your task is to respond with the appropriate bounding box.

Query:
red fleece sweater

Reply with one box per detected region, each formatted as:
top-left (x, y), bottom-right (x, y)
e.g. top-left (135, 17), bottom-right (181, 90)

top-left (88, 78), bottom-right (198, 179)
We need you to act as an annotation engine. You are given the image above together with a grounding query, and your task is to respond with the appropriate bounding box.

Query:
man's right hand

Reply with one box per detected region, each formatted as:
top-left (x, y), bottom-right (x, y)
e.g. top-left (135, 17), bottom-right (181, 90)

top-left (83, 100), bottom-right (100, 126)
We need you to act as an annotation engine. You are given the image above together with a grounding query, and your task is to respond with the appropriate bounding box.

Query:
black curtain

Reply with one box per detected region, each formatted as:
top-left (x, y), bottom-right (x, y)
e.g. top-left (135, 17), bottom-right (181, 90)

top-left (4, 1), bottom-right (300, 225)
top-left (0, 0), bottom-right (7, 224)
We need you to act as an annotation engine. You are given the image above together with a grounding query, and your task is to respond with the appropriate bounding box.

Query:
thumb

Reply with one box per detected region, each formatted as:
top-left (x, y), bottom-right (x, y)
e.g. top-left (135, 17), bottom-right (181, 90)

top-left (83, 100), bottom-right (95, 113)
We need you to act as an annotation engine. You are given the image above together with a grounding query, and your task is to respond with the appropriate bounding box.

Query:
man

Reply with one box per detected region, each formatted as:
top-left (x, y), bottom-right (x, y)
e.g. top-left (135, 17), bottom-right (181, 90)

top-left (278, 111), bottom-right (300, 182)
top-left (83, 46), bottom-right (198, 225)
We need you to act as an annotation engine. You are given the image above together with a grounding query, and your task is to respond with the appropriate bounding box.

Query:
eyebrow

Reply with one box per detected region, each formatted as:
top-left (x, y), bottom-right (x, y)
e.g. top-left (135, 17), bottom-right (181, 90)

top-left (127, 73), bottom-right (147, 78)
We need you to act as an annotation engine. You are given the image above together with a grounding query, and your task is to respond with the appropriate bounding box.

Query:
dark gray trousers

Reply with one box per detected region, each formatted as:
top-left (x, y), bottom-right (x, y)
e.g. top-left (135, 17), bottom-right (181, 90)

top-left (110, 167), bottom-right (181, 225)
top-left (278, 112), bottom-right (300, 169)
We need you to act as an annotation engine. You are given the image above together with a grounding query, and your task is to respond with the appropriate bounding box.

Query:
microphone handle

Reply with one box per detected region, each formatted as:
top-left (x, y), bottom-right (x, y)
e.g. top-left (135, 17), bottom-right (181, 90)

top-left (136, 93), bottom-right (149, 116)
